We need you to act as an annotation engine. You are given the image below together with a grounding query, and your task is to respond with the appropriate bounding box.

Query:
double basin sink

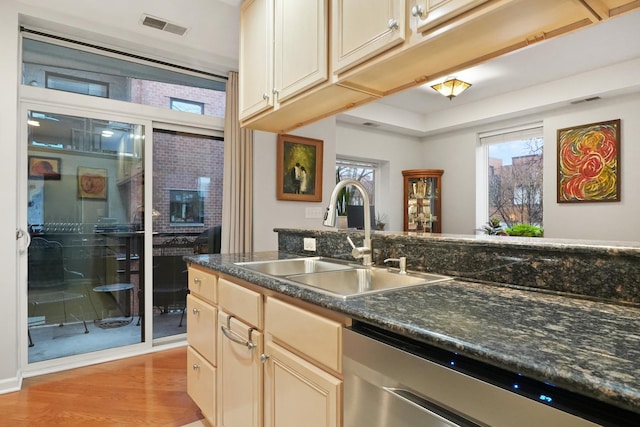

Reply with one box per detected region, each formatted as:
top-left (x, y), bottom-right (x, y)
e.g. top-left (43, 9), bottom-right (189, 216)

top-left (235, 257), bottom-right (451, 298)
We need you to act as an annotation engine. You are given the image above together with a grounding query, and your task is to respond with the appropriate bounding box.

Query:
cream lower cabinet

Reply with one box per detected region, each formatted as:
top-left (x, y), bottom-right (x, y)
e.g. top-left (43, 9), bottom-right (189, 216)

top-left (186, 265), bottom-right (218, 426)
top-left (187, 270), bottom-right (345, 427)
top-left (264, 296), bottom-right (342, 427)
top-left (217, 277), bottom-right (264, 427)
top-left (264, 340), bottom-right (341, 427)
top-left (217, 310), bottom-right (264, 427)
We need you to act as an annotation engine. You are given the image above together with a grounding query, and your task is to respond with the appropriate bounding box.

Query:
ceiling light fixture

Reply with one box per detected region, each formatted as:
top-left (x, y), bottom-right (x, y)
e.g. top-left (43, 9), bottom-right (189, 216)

top-left (430, 77), bottom-right (471, 100)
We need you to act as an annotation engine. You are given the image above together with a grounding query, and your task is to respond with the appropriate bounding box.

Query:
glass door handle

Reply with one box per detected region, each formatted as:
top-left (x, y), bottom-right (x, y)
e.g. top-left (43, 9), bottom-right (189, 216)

top-left (16, 228), bottom-right (31, 252)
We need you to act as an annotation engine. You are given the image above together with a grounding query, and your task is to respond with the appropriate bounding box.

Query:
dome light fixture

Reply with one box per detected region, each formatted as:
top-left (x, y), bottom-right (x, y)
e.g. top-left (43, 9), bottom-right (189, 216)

top-left (430, 77), bottom-right (471, 100)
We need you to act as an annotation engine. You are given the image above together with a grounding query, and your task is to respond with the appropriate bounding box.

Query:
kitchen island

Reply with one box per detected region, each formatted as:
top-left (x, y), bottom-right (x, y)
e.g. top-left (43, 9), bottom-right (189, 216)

top-left (186, 249), bottom-right (640, 424)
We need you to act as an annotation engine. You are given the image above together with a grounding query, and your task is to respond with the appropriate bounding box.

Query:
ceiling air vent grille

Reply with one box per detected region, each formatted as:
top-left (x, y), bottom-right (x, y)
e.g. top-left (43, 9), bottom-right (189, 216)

top-left (570, 96), bottom-right (601, 105)
top-left (141, 14), bottom-right (188, 36)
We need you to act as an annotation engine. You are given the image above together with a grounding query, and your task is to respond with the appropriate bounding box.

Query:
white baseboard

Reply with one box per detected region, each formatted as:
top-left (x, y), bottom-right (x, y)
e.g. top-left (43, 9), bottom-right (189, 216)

top-left (0, 374), bottom-right (23, 395)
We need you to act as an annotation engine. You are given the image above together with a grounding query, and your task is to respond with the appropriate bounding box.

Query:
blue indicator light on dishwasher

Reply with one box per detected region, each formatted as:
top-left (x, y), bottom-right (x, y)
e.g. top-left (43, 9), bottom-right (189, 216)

top-left (449, 360), bottom-right (455, 366)
top-left (512, 384), bottom-right (519, 390)
top-left (539, 394), bottom-right (553, 403)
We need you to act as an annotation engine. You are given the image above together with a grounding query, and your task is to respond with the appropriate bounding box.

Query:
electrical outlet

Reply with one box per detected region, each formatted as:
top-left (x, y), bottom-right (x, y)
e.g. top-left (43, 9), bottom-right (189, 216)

top-left (305, 207), bottom-right (324, 219)
top-left (303, 237), bottom-right (316, 251)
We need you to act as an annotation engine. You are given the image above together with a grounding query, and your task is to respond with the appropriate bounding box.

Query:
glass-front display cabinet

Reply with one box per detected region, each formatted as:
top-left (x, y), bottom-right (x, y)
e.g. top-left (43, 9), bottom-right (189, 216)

top-left (403, 169), bottom-right (444, 233)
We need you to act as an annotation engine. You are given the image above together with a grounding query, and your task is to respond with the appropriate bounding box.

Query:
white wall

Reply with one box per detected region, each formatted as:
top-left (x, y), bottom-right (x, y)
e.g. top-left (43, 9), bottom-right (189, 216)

top-left (253, 117), bottom-right (337, 252)
top-left (0, 0), bottom-right (22, 392)
top-left (543, 94), bottom-right (640, 241)
top-left (336, 123), bottom-right (422, 231)
top-left (416, 127), bottom-right (479, 235)
top-left (420, 93), bottom-right (640, 241)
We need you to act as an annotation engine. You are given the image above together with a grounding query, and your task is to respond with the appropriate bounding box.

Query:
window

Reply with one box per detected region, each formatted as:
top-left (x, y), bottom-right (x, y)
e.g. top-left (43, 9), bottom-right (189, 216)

top-left (336, 159), bottom-right (377, 205)
top-left (479, 125), bottom-right (543, 228)
top-left (170, 98), bottom-right (204, 114)
top-left (169, 190), bottom-right (205, 225)
top-left (28, 110), bottom-right (141, 157)
top-left (22, 35), bottom-right (226, 117)
top-left (45, 72), bottom-right (109, 97)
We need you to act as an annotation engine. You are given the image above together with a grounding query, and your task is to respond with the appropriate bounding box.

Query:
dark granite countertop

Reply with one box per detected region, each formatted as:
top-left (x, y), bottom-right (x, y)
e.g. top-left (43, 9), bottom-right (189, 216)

top-left (185, 251), bottom-right (640, 415)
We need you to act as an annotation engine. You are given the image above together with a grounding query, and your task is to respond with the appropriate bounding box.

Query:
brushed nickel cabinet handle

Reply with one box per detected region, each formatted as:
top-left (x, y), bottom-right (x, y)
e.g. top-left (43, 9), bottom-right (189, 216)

top-left (411, 5), bottom-right (426, 18)
top-left (220, 314), bottom-right (257, 350)
top-left (388, 18), bottom-right (399, 31)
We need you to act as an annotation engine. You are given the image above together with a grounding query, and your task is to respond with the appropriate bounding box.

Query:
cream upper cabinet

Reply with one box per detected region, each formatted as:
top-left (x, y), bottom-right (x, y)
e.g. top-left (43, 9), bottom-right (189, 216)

top-left (239, 0), bottom-right (328, 120)
top-left (409, 0), bottom-right (490, 34)
top-left (274, 0), bottom-right (328, 103)
top-left (331, 0), bottom-right (405, 75)
top-left (239, 0), bottom-right (274, 119)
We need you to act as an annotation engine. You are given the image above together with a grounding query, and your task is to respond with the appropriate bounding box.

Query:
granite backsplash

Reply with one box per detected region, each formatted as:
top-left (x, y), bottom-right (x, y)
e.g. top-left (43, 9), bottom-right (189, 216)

top-left (276, 228), bottom-right (640, 305)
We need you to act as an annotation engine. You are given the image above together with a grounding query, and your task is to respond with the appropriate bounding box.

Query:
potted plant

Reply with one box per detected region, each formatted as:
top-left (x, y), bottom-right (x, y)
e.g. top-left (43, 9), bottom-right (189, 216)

top-left (479, 218), bottom-right (508, 236)
top-left (336, 185), bottom-right (350, 229)
top-left (375, 213), bottom-right (387, 231)
top-left (505, 224), bottom-right (544, 237)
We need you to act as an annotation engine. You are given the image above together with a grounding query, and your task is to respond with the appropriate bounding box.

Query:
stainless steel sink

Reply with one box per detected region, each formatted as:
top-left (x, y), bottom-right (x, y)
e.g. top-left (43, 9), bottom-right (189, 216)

top-left (235, 257), bottom-right (355, 276)
top-left (286, 268), bottom-right (451, 298)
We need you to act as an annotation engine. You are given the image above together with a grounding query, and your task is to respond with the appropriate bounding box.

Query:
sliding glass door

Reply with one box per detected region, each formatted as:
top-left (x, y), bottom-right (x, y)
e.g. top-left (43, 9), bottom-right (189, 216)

top-left (25, 109), bottom-right (146, 363)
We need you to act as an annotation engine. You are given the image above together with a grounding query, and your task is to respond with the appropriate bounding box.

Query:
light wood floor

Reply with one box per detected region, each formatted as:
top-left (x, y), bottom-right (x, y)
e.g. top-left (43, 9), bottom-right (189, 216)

top-left (0, 346), bottom-right (204, 426)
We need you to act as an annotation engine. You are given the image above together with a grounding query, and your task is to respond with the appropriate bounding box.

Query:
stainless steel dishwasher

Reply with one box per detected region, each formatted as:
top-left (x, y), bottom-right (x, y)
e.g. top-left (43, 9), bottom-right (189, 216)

top-left (343, 323), bottom-right (639, 427)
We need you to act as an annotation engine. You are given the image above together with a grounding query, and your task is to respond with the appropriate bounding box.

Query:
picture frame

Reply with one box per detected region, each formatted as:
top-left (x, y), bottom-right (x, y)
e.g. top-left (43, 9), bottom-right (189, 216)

top-left (78, 166), bottom-right (108, 200)
top-left (28, 156), bottom-right (61, 180)
top-left (557, 119), bottom-right (620, 203)
top-left (277, 134), bottom-right (323, 202)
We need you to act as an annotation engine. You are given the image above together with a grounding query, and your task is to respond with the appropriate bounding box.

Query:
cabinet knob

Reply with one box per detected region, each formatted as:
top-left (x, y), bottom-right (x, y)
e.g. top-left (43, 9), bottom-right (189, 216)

top-left (192, 363), bottom-right (200, 370)
top-left (260, 354), bottom-right (270, 364)
top-left (388, 18), bottom-right (399, 31)
top-left (193, 277), bottom-right (201, 284)
top-left (262, 93), bottom-right (269, 101)
top-left (411, 5), bottom-right (426, 18)
top-left (192, 308), bottom-right (200, 314)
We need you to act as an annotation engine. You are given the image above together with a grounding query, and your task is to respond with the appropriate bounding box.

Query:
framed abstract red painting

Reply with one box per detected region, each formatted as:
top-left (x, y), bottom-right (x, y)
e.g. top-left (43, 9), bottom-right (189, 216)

top-left (557, 119), bottom-right (620, 203)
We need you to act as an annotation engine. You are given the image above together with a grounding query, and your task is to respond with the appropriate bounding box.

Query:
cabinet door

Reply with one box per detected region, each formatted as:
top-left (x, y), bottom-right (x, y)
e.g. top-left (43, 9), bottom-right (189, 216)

top-left (217, 310), bottom-right (264, 427)
top-left (186, 294), bottom-right (217, 363)
top-left (274, 0), bottom-right (328, 103)
top-left (410, 0), bottom-right (490, 34)
top-left (332, 0), bottom-right (405, 74)
top-left (187, 346), bottom-right (216, 425)
top-left (264, 340), bottom-right (341, 427)
top-left (239, 0), bottom-right (274, 119)
top-left (403, 169), bottom-right (443, 233)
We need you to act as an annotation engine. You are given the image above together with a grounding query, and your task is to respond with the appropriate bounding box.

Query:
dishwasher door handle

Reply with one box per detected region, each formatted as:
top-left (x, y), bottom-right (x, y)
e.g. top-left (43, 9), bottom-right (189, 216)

top-left (384, 387), bottom-right (485, 427)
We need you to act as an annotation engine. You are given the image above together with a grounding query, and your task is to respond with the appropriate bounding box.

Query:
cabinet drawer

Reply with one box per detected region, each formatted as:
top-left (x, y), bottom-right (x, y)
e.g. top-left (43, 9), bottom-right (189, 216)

top-left (265, 297), bottom-right (342, 373)
top-left (187, 346), bottom-right (216, 425)
top-left (188, 266), bottom-right (217, 304)
top-left (186, 294), bottom-right (217, 364)
top-left (218, 277), bottom-right (263, 330)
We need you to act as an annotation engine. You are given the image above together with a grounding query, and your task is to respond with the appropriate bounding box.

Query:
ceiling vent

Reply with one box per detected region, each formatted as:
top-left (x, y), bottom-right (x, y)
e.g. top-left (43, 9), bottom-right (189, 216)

top-left (570, 96), bottom-right (601, 105)
top-left (141, 14), bottom-right (188, 36)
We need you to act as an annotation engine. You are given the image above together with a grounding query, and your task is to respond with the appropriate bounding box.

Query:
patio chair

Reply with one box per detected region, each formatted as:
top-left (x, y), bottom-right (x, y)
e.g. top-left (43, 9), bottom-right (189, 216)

top-left (28, 237), bottom-right (89, 347)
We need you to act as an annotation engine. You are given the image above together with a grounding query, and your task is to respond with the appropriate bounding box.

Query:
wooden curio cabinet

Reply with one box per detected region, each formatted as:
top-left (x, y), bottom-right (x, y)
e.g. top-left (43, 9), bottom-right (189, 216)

top-left (402, 169), bottom-right (443, 233)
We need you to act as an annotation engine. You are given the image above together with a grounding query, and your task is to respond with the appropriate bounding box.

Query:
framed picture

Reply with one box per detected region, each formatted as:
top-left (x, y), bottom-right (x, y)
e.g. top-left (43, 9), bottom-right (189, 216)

top-left (277, 134), bottom-right (323, 202)
top-left (28, 156), bottom-right (61, 180)
top-left (557, 119), bottom-right (620, 203)
top-left (78, 167), bottom-right (108, 200)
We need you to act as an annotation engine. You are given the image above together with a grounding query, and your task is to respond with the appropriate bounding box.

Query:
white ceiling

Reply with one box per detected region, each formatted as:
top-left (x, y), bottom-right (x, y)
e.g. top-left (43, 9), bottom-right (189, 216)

top-left (16, 1), bottom-right (640, 133)
top-left (18, 0), bottom-right (242, 76)
top-left (375, 8), bottom-right (640, 117)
